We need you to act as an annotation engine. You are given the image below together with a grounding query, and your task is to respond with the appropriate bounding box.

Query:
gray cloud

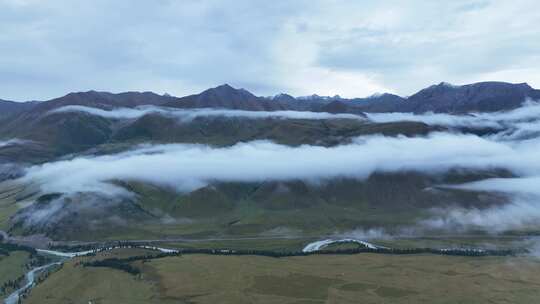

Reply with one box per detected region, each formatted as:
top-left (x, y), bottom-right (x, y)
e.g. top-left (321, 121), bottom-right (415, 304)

top-left (313, 1), bottom-right (540, 93)
top-left (367, 112), bottom-right (502, 129)
top-left (424, 198), bottom-right (540, 233)
top-left (51, 105), bottom-right (366, 121)
top-left (0, 138), bottom-right (29, 148)
top-left (1, 1), bottom-right (539, 101)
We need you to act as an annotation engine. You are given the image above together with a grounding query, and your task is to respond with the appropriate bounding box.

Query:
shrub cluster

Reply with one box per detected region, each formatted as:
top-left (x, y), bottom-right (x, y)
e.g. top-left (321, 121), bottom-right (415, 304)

top-left (82, 258), bottom-right (141, 275)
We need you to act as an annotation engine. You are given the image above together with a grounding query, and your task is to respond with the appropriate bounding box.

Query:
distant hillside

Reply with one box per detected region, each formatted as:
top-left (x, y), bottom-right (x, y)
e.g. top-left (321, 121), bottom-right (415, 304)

top-left (165, 81), bottom-right (539, 114)
top-left (165, 84), bottom-right (286, 111)
top-left (401, 82), bottom-right (540, 113)
top-left (269, 93), bottom-right (404, 114)
top-left (2, 81), bottom-right (539, 118)
top-left (9, 171), bottom-right (508, 241)
top-left (270, 82), bottom-right (540, 113)
top-left (30, 90), bottom-right (175, 113)
top-left (0, 99), bottom-right (38, 118)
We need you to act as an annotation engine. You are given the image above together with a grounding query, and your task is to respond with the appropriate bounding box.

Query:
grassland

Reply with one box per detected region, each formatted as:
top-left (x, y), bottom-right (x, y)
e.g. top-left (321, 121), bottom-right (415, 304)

top-left (158, 237), bottom-right (314, 252)
top-left (22, 249), bottom-right (540, 304)
top-left (0, 251), bottom-right (30, 290)
top-left (0, 181), bottom-right (37, 231)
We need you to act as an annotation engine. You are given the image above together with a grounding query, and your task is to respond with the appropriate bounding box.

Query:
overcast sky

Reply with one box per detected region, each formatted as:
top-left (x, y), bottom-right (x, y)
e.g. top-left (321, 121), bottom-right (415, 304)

top-left (1, 0), bottom-right (539, 101)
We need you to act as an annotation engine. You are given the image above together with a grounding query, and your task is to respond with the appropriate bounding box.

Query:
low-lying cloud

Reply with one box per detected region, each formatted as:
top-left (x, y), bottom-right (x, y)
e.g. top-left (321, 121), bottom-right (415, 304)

top-left (367, 112), bottom-right (502, 129)
top-left (15, 131), bottom-right (540, 233)
top-left (450, 177), bottom-right (540, 196)
top-left (51, 105), bottom-right (366, 121)
top-left (424, 198), bottom-right (540, 233)
top-left (0, 138), bottom-right (28, 148)
top-left (51, 101), bottom-right (540, 143)
top-left (21, 132), bottom-right (530, 196)
top-left (367, 101), bottom-right (540, 141)
top-left (12, 192), bottom-right (135, 232)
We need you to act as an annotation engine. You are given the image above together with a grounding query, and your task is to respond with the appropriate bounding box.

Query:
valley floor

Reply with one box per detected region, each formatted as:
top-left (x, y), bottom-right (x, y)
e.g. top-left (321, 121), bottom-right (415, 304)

top-left (19, 248), bottom-right (540, 304)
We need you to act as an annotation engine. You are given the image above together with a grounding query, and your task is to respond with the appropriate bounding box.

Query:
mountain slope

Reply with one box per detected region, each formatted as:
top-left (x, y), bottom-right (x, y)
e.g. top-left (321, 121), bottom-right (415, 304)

top-left (1, 81), bottom-right (538, 119)
top-left (166, 84), bottom-right (286, 111)
top-left (401, 82), bottom-right (540, 113)
top-left (349, 93), bottom-right (406, 112)
top-left (112, 114), bottom-right (434, 147)
top-left (270, 82), bottom-right (540, 113)
top-left (30, 90), bottom-right (175, 113)
top-left (8, 171), bottom-right (508, 241)
top-left (270, 93), bottom-right (405, 113)
top-left (0, 99), bottom-right (38, 118)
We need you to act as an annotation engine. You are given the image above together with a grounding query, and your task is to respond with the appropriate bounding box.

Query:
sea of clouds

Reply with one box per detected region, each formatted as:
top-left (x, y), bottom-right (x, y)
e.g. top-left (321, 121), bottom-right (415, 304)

top-left (12, 101), bottom-right (540, 233)
top-left (20, 133), bottom-right (528, 196)
top-left (17, 132), bottom-right (540, 231)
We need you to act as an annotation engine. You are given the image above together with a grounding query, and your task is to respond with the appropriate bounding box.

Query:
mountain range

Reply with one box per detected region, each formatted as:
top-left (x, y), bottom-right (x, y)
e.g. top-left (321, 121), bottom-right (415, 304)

top-left (1, 81), bottom-right (539, 117)
top-left (0, 80), bottom-right (536, 164)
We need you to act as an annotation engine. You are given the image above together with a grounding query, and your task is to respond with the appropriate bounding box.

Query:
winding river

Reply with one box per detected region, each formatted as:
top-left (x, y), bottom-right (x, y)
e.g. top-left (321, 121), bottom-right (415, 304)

top-left (4, 238), bottom-right (496, 303)
top-left (5, 239), bottom-right (381, 303)
top-left (4, 262), bottom-right (62, 304)
top-left (302, 238), bottom-right (384, 252)
top-left (3, 246), bottom-right (178, 304)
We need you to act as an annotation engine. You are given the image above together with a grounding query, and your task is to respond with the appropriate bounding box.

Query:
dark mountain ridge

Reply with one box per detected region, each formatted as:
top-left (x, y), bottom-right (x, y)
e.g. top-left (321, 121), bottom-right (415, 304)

top-left (0, 99), bottom-right (39, 117)
top-left (31, 90), bottom-right (175, 113)
top-left (402, 81), bottom-right (540, 113)
top-left (161, 81), bottom-right (540, 114)
top-left (3, 81), bottom-right (538, 117)
top-left (268, 82), bottom-right (540, 113)
top-left (164, 84), bottom-right (287, 111)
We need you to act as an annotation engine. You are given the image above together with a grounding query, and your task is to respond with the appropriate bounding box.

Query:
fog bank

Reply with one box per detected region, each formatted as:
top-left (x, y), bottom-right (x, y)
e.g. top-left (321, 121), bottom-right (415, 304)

top-left (22, 132), bottom-right (532, 196)
top-left (51, 105), bottom-right (365, 121)
top-left (367, 101), bottom-right (540, 141)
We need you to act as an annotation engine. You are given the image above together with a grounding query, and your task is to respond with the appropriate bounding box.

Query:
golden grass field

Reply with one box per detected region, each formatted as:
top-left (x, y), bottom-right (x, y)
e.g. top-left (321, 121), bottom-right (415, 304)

top-left (21, 249), bottom-right (540, 304)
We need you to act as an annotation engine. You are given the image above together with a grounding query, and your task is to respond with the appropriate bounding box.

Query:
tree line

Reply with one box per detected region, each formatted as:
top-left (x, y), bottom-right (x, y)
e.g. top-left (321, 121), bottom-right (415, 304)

top-left (0, 243), bottom-right (37, 256)
top-left (79, 245), bottom-right (523, 275)
top-left (72, 244), bottom-right (522, 258)
top-left (82, 258), bottom-right (141, 275)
